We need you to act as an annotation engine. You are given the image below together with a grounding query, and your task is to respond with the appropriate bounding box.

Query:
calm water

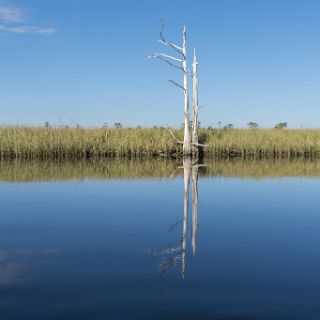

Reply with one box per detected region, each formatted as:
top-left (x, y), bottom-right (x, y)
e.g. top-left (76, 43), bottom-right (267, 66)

top-left (0, 159), bottom-right (320, 319)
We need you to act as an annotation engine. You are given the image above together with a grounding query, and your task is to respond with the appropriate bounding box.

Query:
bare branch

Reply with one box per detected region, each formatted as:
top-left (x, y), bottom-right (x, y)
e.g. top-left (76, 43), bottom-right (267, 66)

top-left (160, 22), bottom-right (182, 51)
top-left (195, 164), bottom-right (208, 168)
top-left (158, 40), bottom-right (185, 57)
top-left (159, 20), bottom-right (186, 59)
top-left (168, 129), bottom-right (207, 147)
top-left (169, 79), bottom-right (185, 91)
top-left (151, 53), bottom-right (183, 62)
top-left (169, 129), bottom-right (184, 144)
top-left (193, 142), bottom-right (208, 147)
top-left (151, 54), bottom-right (185, 73)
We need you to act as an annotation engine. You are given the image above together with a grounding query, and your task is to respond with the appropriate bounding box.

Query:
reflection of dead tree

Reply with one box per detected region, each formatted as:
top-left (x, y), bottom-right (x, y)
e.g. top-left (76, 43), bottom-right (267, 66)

top-left (168, 219), bottom-right (183, 232)
top-left (181, 159), bottom-right (199, 277)
top-left (159, 254), bottom-right (182, 277)
top-left (149, 242), bottom-right (182, 276)
top-left (191, 164), bottom-right (199, 256)
top-left (149, 160), bottom-right (200, 279)
top-left (149, 242), bottom-right (181, 256)
top-left (181, 158), bottom-right (191, 278)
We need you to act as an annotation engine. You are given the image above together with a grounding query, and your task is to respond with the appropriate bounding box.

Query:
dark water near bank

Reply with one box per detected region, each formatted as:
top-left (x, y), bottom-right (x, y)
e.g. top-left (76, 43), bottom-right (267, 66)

top-left (1, 159), bottom-right (320, 319)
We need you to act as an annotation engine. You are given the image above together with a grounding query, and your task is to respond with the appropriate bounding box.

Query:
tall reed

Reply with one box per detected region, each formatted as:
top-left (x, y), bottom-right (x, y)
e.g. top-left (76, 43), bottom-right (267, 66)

top-left (1, 126), bottom-right (320, 158)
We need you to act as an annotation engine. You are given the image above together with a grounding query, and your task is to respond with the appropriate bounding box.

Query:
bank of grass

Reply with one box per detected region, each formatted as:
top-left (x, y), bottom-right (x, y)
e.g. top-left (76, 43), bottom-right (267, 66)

top-left (1, 126), bottom-right (320, 158)
top-left (203, 127), bottom-right (320, 157)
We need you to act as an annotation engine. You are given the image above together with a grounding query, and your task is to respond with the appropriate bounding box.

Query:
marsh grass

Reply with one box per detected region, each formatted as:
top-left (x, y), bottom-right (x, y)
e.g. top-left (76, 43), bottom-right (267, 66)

top-left (0, 126), bottom-right (178, 159)
top-left (1, 126), bottom-right (320, 159)
top-left (203, 128), bottom-right (320, 157)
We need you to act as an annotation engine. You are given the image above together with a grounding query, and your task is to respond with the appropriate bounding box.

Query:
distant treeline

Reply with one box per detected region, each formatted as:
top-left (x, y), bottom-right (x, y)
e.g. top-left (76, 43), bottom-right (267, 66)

top-left (1, 158), bottom-right (320, 182)
top-left (1, 126), bottom-right (320, 159)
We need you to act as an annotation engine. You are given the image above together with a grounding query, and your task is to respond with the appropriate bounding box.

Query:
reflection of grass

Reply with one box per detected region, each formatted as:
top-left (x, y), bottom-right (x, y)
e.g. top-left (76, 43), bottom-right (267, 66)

top-left (2, 127), bottom-right (320, 158)
top-left (1, 158), bottom-right (320, 182)
top-left (0, 158), bottom-right (180, 182)
top-left (203, 158), bottom-right (320, 179)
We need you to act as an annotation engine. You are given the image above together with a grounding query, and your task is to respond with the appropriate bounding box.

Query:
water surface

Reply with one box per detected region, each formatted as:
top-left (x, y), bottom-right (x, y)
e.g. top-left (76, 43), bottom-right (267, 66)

top-left (0, 158), bottom-right (320, 319)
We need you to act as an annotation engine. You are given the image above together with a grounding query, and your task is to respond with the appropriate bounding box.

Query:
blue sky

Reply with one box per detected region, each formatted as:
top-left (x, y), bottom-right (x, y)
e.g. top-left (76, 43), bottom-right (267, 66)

top-left (1, 0), bottom-right (320, 128)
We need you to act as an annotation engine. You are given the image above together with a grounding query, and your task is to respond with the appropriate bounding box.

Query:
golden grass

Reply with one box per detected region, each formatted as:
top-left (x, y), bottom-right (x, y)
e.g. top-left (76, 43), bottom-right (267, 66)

top-left (202, 128), bottom-right (320, 157)
top-left (1, 126), bottom-right (320, 158)
top-left (0, 126), bottom-right (178, 158)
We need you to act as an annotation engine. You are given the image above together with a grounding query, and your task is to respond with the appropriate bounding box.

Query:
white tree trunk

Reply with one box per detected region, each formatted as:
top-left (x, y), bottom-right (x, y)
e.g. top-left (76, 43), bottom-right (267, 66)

top-left (182, 26), bottom-right (192, 155)
top-left (192, 48), bottom-right (199, 156)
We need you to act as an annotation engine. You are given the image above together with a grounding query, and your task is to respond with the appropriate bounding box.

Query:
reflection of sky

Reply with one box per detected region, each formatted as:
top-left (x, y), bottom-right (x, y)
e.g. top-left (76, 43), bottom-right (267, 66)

top-left (0, 249), bottom-right (57, 284)
top-left (0, 177), bottom-right (320, 318)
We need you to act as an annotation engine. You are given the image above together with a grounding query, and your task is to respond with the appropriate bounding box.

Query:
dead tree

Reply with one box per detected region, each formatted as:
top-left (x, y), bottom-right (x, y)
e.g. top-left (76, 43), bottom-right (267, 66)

top-left (150, 22), bottom-right (192, 155)
top-left (192, 49), bottom-right (199, 156)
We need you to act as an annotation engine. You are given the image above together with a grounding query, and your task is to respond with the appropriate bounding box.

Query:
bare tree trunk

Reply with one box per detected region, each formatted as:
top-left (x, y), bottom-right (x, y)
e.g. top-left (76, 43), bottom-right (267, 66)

top-left (182, 26), bottom-right (192, 156)
top-left (191, 164), bottom-right (198, 256)
top-left (192, 48), bottom-right (199, 157)
top-left (150, 23), bottom-right (193, 156)
top-left (181, 158), bottom-right (191, 278)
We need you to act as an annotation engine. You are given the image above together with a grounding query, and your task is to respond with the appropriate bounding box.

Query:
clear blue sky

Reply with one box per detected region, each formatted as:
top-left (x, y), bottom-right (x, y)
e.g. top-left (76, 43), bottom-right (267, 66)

top-left (1, 0), bottom-right (320, 128)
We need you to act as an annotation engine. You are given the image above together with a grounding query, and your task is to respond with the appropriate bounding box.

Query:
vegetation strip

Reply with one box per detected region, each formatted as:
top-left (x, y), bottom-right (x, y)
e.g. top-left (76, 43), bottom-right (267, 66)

top-left (1, 127), bottom-right (320, 159)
